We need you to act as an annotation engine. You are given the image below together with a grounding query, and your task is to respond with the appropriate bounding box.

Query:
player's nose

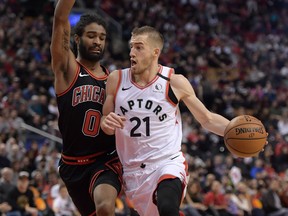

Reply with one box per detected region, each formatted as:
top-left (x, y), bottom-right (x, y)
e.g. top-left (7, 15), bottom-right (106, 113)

top-left (129, 48), bottom-right (135, 57)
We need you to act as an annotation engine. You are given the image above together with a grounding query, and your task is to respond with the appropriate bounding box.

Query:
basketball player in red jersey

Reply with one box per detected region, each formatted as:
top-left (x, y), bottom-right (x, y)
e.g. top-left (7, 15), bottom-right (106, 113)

top-left (50, 1), bottom-right (122, 215)
top-left (101, 26), bottom-right (231, 216)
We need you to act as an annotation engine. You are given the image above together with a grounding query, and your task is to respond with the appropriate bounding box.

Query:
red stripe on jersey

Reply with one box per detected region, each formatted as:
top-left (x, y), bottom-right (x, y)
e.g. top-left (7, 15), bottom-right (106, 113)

top-left (114, 69), bottom-right (122, 104)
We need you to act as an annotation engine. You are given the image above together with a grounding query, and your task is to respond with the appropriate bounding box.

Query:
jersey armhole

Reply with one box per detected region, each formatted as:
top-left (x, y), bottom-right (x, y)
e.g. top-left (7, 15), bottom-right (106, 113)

top-left (166, 68), bottom-right (178, 106)
top-left (56, 63), bottom-right (80, 97)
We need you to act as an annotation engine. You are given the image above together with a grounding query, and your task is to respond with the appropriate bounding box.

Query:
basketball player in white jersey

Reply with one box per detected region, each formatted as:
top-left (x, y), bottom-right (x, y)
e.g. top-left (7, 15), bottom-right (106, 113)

top-left (101, 26), bottom-right (230, 216)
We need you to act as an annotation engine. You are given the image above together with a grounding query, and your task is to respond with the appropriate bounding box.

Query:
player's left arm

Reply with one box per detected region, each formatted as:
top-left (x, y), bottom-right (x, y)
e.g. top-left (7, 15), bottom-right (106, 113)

top-left (170, 74), bottom-right (230, 136)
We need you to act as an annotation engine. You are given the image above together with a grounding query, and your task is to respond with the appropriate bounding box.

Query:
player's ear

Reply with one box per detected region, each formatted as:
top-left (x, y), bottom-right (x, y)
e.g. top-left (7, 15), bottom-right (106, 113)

top-left (74, 34), bottom-right (80, 45)
top-left (154, 48), bottom-right (160, 57)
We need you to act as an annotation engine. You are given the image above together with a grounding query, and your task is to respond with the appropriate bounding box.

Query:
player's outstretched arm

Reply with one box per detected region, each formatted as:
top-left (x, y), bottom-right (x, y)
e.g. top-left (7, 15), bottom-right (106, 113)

top-left (50, 0), bottom-right (77, 93)
top-left (170, 74), bottom-right (230, 136)
top-left (101, 71), bottom-right (126, 135)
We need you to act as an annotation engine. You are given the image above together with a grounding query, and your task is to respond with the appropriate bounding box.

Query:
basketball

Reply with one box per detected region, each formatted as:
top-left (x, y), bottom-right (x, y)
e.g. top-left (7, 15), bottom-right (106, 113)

top-left (224, 115), bottom-right (267, 158)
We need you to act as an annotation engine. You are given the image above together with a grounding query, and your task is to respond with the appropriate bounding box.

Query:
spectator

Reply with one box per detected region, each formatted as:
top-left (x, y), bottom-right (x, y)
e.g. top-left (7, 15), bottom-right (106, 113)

top-left (212, 154), bottom-right (227, 180)
top-left (0, 143), bottom-right (11, 168)
top-left (5, 137), bottom-right (25, 164)
top-left (29, 170), bottom-right (55, 216)
top-left (43, 170), bottom-right (61, 210)
top-left (248, 179), bottom-right (266, 216)
top-left (202, 173), bottom-right (216, 193)
top-left (229, 181), bottom-right (253, 216)
top-left (207, 37), bottom-right (233, 70)
top-left (6, 171), bottom-right (39, 216)
top-left (277, 110), bottom-right (288, 137)
top-left (250, 159), bottom-right (265, 179)
top-left (225, 186), bottom-right (246, 216)
top-left (280, 179), bottom-right (288, 208)
top-left (203, 180), bottom-right (230, 216)
top-left (181, 179), bottom-right (211, 216)
top-left (52, 184), bottom-right (80, 216)
top-left (276, 145), bottom-right (288, 173)
top-left (22, 83), bottom-right (36, 101)
top-left (261, 178), bottom-right (288, 216)
top-left (0, 167), bottom-right (15, 200)
top-left (0, 167), bottom-right (13, 216)
top-left (47, 98), bottom-right (58, 121)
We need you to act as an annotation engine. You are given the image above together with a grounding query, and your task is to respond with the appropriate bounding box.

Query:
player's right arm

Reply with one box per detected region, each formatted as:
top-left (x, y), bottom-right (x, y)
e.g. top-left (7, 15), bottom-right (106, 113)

top-left (50, 0), bottom-right (78, 94)
top-left (101, 71), bottom-right (126, 135)
top-left (170, 73), bottom-right (230, 136)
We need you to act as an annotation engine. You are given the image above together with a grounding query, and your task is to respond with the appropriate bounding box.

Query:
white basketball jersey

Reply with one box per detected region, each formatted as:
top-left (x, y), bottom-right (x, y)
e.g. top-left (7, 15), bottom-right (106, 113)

top-left (114, 65), bottom-right (182, 168)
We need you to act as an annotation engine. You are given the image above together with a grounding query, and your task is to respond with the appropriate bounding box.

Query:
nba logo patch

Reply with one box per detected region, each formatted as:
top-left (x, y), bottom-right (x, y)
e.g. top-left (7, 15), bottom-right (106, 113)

top-left (153, 83), bottom-right (163, 93)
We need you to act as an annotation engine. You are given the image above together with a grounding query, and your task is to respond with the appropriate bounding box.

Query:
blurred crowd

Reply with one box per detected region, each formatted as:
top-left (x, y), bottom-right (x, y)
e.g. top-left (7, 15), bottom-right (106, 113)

top-left (1, 0), bottom-right (288, 215)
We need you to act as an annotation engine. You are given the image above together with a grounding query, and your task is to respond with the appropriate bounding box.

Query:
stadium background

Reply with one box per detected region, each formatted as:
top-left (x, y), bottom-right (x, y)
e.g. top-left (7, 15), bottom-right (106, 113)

top-left (1, 0), bottom-right (288, 215)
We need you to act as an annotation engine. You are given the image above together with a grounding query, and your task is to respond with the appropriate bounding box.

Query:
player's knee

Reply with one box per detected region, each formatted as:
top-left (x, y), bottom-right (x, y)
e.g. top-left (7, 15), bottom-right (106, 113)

top-left (96, 201), bottom-right (115, 216)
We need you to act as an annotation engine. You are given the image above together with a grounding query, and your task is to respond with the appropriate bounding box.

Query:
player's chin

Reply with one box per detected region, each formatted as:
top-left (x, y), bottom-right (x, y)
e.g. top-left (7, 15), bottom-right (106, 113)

top-left (90, 53), bottom-right (101, 59)
top-left (88, 52), bottom-right (103, 61)
top-left (130, 65), bottom-right (140, 73)
top-left (130, 66), bottom-right (136, 73)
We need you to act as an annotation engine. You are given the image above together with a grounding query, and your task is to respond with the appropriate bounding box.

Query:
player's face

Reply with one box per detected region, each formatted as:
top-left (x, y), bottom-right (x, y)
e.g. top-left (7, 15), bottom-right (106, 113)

top-left (78, 23), bottom-right (106, 62)
top-left (129, 35), bottom-right (155, 74)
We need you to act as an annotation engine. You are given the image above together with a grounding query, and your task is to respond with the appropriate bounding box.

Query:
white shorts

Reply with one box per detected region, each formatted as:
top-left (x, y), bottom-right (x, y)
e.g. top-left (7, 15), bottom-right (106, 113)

top-left (123, 152), bottom-right (189, 216)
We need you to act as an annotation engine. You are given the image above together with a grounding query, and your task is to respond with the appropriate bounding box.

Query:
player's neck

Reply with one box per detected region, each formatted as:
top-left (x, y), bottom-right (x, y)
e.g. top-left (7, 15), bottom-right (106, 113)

top-left (133, 64), bottom-right (160, 86)
top-left (77, 58), bottom-right (103, 75)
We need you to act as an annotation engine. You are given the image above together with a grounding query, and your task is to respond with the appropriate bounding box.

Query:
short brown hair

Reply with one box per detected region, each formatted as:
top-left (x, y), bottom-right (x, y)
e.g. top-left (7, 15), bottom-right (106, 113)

top-left (131, 26), bottom-right (164, 51)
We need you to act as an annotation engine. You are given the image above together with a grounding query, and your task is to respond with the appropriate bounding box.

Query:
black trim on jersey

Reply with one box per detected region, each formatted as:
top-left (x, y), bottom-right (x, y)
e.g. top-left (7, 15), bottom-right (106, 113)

top-left (100, 65), bottom-right (110, 75)
top-left (168, 85), bottom-right (178, 105)
top-left (157, 72), bottom-right (170, 81)
top-left (157, 73), bottom-right (178, 105)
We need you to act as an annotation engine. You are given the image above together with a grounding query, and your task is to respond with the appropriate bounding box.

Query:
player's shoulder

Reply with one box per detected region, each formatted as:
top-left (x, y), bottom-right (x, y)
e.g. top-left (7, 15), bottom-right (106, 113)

top-left (170, 73), bottom-right (187, 85)
top-left (109, 68), bottom-right (131, 78)
top-left (109, 69), bottom-right (120, 77)
top-left (170, 73), bottom-right (194, 98)
top-left (106, 69), bottom-right (122, 87)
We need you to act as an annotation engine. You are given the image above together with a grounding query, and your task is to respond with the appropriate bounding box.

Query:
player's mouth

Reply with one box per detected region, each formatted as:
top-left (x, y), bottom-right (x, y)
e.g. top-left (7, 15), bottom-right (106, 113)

top-left (90, 47), bottom-right (102, 54)
top-left (131, 59), bottom-right (137, 67)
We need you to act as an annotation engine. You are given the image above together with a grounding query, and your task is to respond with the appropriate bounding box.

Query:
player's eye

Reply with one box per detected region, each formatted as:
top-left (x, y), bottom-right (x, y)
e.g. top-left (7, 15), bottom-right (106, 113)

top-left (135, 45), bottom-right (142, 51)
top-left (87, 34), bottom-right (95, 39)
